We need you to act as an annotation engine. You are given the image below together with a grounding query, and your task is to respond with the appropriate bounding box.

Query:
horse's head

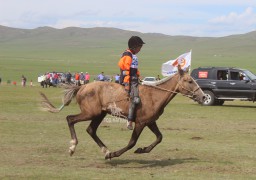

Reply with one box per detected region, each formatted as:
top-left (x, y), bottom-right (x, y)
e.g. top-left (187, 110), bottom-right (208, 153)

top-left (176, 66), bottom-right (205, 104)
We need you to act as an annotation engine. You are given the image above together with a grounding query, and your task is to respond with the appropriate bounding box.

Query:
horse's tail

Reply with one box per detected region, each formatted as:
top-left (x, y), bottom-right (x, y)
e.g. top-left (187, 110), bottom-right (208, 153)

top-left (40, 84), bottom-right (81, 113)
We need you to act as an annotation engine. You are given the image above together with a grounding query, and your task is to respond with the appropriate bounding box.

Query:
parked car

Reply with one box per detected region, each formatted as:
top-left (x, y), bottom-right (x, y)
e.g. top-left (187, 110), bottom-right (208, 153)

top-left (191, 67), bottom-right (256, 106)
top-left (141, 77), bottom-right (157, 85)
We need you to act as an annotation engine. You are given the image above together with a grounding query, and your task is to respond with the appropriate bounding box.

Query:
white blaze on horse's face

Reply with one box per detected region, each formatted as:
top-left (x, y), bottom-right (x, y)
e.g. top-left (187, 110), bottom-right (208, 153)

top-left (178, 74), bottom-right (205, 104)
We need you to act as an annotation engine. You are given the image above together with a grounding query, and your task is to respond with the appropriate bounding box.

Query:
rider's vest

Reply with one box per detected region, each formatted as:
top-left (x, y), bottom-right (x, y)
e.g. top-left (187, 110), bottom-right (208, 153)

top-left (118, 50), bottom-right (132, 70)
top-left (118, 50), bottom-right (139, 75)
top-left (118, 50), bottom-right (140, 84)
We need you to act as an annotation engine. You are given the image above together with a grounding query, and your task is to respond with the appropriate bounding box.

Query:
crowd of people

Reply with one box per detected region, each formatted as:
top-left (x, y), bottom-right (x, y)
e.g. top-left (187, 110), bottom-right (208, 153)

top-left (39, 71), bottom-right (91, 86)
top-left (74, 72), bottom-right (90, 85)
top-left (40, 72), bottom-right (62, 87)
top-left (0, 71), bottom-right (159, 88)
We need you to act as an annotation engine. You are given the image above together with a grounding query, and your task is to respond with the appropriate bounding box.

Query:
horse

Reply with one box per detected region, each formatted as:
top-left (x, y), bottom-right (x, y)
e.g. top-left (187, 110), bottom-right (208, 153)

top-left (40, 67), bottom-right (205, 160)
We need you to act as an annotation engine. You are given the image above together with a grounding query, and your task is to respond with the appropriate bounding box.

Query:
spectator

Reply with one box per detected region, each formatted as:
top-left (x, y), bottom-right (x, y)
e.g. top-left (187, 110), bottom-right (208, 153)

top-left (85, 72), bottom-right (90, 84)
top-left (115, 74), bottom-right (120, 83)
top-left (47, 72), bottom-right (51, 80)
top-left (21, 75), bottom-right (27, 87)
top-left (98, 72), bottom-right (105, 81)
top-left (66, 71), bottom-right (72, 84)
top-left (53, 72), bottom-right (59, 85)
top-left (75, 72), bottom-right (80, 85)
top-left (79, 72), bottom-right (85, 85)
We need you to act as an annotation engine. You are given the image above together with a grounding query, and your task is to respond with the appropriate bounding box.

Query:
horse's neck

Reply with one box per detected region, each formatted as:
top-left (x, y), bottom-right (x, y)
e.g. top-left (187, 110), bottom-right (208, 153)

top-left (140, 74), bottom-right (179, 118)
top-left (158, 74), bottom-right (179, 91)
top-left (157, 74), bottom-right (179, 103)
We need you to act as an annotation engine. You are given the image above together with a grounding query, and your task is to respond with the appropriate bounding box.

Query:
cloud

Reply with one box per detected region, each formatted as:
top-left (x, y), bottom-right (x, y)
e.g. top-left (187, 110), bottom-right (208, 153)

top-left (1, 1), bottom-right (256, 37)
top-left (210, 7), bottom-right (256, 26)
top-left (51, 19), bottom-right (119, 29)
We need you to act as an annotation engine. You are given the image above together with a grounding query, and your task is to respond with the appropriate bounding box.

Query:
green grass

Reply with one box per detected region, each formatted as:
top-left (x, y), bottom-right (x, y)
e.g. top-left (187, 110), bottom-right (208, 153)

top-left (0, 84), bottom-right (256, 179)
top-left (0, 27), bottom-right (256, 82)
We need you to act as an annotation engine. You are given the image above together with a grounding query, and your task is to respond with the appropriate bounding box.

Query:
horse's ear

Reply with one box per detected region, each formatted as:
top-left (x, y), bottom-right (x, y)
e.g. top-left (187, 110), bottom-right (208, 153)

top-left (178, 65), bottom-right (184, 76)
top-left (184, 65), bottom-right (190, 73)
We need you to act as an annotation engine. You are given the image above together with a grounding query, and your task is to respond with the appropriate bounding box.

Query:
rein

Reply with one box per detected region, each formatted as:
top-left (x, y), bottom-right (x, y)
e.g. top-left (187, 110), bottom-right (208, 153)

top-left (106, 73), bottom-right (201, 112)
top-left (178, 83), bottom-right (200, 98)
top-left (144, 75), bottom-right (200, 99)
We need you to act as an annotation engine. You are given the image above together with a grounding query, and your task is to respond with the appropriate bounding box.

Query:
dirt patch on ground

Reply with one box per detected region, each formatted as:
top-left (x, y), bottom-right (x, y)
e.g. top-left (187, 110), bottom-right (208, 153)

top-left (191, 136), bottom-right (203, 140)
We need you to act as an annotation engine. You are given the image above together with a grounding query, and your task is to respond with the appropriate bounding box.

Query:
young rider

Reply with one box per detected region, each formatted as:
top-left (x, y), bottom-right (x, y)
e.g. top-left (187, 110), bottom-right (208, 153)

top-left (118, 36), bottom-right (145, 130)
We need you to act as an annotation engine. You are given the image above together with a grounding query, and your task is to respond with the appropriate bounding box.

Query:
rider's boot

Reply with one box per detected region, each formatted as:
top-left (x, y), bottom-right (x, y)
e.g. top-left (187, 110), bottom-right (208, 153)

top-left (127, 102), bottom-right (135, 130)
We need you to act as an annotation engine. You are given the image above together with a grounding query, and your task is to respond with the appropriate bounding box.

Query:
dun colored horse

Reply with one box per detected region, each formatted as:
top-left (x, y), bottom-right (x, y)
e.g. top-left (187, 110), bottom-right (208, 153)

top-left (40, 67), bottom-right (205, 160)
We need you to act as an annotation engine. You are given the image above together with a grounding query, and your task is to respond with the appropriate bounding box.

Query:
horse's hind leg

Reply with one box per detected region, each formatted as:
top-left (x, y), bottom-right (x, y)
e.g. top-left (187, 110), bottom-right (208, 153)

top-left (134, 122), bottom-right (162, 154)
top-left (66, 113), bottom-right (89, 156)
top-left (86, 112), bottom-right (110, 155)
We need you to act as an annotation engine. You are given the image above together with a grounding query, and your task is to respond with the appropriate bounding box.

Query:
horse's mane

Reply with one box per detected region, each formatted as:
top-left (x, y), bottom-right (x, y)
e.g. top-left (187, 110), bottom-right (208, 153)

top-left (142, 75), bottom-right (174, 86)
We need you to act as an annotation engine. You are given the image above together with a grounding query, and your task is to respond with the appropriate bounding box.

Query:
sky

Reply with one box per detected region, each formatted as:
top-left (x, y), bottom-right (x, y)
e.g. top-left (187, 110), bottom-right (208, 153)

top-left (0, 0), bottom-right (256, 37)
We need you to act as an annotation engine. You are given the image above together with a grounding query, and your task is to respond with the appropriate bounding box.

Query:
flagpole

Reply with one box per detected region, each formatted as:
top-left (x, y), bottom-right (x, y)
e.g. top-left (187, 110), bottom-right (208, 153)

top-left (190, 49), bottom-right (192, 73)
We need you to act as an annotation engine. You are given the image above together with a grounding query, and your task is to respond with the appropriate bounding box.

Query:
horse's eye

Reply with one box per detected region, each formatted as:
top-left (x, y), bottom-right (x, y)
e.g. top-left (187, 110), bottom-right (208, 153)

top-left (187, 78), bottom-right (193, 83)
top-left (184, 76), bottom-right (193, 83)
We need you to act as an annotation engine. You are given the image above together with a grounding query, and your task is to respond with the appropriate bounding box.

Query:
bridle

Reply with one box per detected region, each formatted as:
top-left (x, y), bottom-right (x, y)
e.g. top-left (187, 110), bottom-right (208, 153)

top-left (177, 81), bottom-right (201, 99)
top-left (110, 74), bottom-right (202, 104)
top-left (145, 74), bottom-right (201, 99)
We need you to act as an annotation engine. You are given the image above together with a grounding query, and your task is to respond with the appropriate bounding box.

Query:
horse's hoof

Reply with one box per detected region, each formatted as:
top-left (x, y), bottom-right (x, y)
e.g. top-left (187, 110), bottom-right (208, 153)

top-left (69, 139), bottom-right (77, 156)
top-left (105, 151), bottom-right (112, 160)
top-left (134, 148), bottom-right (143, 154)
top-left (134, 147), bottom-right (148, 154)
top-left (101, 147), bottom-right (109, 154)
top-left (69, 149), bottom-right (74, 156)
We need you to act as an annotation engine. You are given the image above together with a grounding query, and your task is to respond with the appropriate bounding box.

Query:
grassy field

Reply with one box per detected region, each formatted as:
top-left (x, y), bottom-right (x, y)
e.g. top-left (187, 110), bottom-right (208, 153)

top-left (0, 26), bottom-right (256, 82)
top-left (0, 84), bottom-right (255, 179)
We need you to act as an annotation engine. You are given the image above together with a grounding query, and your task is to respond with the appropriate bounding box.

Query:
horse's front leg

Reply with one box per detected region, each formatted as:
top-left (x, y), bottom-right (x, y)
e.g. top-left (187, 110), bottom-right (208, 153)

top-left (134, 121), bottom-right (162, 154)
top-left (105, 122), bottom-right (145, 160)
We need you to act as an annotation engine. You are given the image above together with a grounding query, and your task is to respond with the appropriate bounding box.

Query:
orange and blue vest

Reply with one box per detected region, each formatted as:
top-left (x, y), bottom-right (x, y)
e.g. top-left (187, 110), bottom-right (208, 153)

top-left (118, 49), bottom-right (140, 84)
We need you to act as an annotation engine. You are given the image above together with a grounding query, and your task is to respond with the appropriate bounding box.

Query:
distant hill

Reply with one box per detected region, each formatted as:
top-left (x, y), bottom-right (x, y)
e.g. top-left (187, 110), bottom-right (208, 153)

top-left (1, 25), bottom-right (255, 41)
top-left (0, 25), bottom-right (255, 81)
top-left (1, 25), bottom-right (255, 51)
top-left (0, 25), bottom-right (255, 54)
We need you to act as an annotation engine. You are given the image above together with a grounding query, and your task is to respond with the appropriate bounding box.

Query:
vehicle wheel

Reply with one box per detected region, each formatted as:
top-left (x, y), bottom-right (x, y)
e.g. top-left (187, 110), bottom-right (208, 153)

top-left (203, 90), bottom-right (215, 106)
top-left (215, 100), bottom-right (224, 106)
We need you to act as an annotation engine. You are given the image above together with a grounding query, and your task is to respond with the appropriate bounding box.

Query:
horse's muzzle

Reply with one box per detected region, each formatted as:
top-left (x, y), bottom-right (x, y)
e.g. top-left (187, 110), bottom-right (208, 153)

top-left (193, 94), bottom-right (206, 104)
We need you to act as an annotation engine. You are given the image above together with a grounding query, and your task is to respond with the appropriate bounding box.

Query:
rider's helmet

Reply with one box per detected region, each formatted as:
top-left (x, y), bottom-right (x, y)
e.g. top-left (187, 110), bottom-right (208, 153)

top-left (128, 36), bottom-right (145, 49)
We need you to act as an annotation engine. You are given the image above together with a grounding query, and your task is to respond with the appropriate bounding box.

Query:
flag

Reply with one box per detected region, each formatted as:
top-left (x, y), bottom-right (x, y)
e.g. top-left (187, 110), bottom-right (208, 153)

top-left (161, 51), bottom-right (191, 77)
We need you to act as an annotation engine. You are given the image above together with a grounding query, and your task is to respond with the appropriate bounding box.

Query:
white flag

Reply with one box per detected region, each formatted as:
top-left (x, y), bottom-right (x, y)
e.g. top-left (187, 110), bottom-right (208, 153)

top-left (161, 51), bottom-right (191, 77)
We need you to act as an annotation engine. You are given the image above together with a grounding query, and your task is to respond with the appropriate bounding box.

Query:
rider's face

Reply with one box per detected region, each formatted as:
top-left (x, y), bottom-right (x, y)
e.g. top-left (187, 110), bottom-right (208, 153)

top-left (133, 46), bottom-right (142, 54)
